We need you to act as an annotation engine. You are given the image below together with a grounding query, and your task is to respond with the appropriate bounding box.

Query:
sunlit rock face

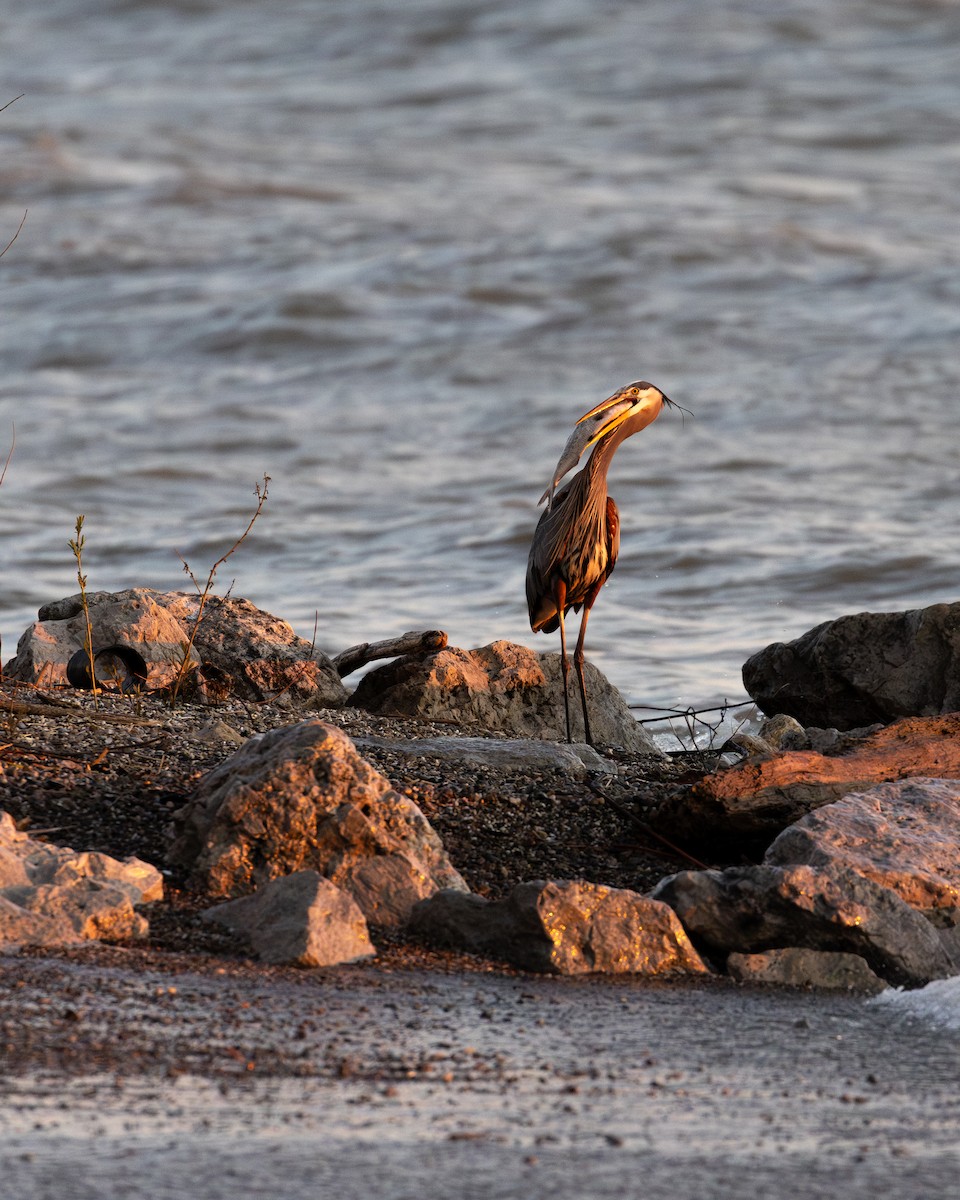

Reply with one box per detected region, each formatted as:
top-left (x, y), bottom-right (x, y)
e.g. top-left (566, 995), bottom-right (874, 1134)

top-left (351, 639), bottom-right (662, 753)
top-left (6, 588), bottom-right (347, 708)
top-left (410, 879), bottom-right (710, 977)
top-left (652, 862), bottom-right (953, 988)
top-left (765, 777), bottom-right (960, 922)
top-left (168, 719), bottom-right (467, 926)
top-left (653, 713), bottom-right (960, 852)
top-left (203, 870), bottom-right (376, 968)
top-left (0, 811), bottom-right (161, 949)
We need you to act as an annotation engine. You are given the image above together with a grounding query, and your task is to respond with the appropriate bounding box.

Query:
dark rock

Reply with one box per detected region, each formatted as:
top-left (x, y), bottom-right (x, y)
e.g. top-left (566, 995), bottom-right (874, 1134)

top-left (652, 713), bottom-right (960, 853)
top-left (351, 639), bottom-right (661, 752)
top-left (6, 587), bottom-right (347, 708)
top-left (167, 720), bottom-right (467, 926)
top-left (409, 879), bottom-right (710, 976)
top-left (726, 948), bottom-right (887, 994)
top-left (743, 602), bottom-right (960, 729)
top-left (652, 863), bottom-right (952, 987)
top-left (203, 870), bottom-right (376, 967)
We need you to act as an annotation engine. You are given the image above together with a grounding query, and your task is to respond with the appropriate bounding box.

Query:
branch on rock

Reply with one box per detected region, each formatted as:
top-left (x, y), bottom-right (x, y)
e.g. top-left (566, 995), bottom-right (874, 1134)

top-left (333, 630), bottom-right (448, 677)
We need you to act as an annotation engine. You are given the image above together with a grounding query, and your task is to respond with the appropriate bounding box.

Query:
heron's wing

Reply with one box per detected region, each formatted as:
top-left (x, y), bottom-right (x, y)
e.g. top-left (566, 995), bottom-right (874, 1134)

top-left (527, 471), bottom-right (607, 628)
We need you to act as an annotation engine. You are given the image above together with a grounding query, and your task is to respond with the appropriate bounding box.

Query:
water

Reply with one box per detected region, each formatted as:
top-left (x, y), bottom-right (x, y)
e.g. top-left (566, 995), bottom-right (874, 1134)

top-left (2, 0), bottom-right (959, 712)
top-left (873, 975), bottom-right (960, 1033)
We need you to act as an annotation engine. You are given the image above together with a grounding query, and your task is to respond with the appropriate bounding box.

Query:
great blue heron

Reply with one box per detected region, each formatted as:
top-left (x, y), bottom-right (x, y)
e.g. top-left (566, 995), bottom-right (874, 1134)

top-left (526, 380), bottom-right (676, 744)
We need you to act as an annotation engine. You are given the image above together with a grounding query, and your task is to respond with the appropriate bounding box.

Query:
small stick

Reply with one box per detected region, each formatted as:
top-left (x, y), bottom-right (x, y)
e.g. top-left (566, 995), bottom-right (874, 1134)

top-left (593, 789), bottom-right (711, 871)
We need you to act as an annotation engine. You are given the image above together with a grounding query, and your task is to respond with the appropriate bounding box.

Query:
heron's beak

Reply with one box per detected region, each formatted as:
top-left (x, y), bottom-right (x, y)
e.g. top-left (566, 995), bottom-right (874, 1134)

top-left (576, 393), bottom-right (645, 451)
top-left (539, 386), bottom-right (670, 511)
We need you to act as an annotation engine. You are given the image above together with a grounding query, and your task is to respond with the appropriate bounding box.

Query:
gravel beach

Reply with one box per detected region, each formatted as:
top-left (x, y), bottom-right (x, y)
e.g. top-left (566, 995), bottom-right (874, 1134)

top-left (0, 685), bottom-right (703, 956)
top-left (2, 685), bottom-right (958, 1199)
top-left (2, 952), bottom-right (959, 1200)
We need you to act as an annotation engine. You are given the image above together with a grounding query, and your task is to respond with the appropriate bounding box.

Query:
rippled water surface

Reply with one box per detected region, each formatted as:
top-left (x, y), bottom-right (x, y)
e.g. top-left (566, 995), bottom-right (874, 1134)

top-left (2, 0), bottom-right (958, 712)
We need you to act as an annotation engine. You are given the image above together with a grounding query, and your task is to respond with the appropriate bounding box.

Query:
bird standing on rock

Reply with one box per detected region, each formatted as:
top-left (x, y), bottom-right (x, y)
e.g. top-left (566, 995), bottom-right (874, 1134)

top-left (526, 380), bottom-right (678, 745)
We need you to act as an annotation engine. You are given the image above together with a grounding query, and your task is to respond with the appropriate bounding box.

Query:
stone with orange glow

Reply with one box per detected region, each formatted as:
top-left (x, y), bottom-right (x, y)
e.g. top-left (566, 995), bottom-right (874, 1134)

top-left (765, 777), bottom-right (960, 922)
top-left (0, 810), bottom-right (162, 948)
top-left (203, 870), bottom-right (376, 967)
top-left (653, 712), bottom-right (960, 850)
top-left (5, 587), bottom-right (347, 708)
top-left (350, 639), bottom-right (661, 751)
top-left (409, 879), bottom-right (711, 976)
top-left (652, 862), bottom-right (952, 987)
top-left (167, 719), bottom-right (467, 926)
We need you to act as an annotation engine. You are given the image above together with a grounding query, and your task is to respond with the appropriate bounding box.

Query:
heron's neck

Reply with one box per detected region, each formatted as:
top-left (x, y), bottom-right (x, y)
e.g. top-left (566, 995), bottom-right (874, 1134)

top-left (586, 418), bottom-right (634, 491)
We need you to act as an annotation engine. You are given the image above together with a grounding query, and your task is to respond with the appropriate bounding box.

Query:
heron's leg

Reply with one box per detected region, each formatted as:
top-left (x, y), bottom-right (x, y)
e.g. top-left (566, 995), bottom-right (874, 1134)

top-left (554, 579), bottom-right (572, 743)
top-left (573, 586), bottom-right (603, 746)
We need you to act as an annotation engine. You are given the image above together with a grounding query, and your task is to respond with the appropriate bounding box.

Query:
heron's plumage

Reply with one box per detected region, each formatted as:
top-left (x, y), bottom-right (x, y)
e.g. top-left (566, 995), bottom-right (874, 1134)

top-left (525, 379), bottom-right (673, 743)
top-left (526, 463), bottom-right (618, 633)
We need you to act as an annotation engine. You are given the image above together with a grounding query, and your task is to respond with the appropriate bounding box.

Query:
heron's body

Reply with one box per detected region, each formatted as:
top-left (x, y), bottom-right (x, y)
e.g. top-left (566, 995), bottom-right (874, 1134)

top-left (526, 470), bottom-right (620, 636)
top-left (525, 380), bottom-right (674, 744)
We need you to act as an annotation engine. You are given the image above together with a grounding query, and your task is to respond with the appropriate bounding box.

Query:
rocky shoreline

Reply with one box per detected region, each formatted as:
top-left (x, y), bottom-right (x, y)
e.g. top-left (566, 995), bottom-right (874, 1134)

top-left (0, 684), bottom-right (700, 950)
top-left (2, 587), bottom-right (959, 998)
top-left (2, 590), bottom-right (959, 1200)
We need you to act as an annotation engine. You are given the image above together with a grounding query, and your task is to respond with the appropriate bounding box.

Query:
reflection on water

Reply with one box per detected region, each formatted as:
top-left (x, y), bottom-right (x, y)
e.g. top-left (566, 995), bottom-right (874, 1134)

top-left (1, 0), bottom-right (958, 708)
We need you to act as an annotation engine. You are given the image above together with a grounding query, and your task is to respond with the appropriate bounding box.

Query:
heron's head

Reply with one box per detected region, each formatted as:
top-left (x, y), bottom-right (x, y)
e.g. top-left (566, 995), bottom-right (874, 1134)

top-left (539, 379), bottom-right (680, 510)
top-left (575, 380), bottom-right (672, 449)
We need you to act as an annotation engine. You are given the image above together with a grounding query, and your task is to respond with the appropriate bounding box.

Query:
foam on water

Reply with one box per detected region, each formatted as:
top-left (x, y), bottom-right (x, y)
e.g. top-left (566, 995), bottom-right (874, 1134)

top-left (871, 975), bottom-right (960, 1034)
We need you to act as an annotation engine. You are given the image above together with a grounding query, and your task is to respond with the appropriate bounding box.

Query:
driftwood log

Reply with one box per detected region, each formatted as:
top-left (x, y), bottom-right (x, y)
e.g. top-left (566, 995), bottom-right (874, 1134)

top-left (333, 630), bottom-right (448, 677)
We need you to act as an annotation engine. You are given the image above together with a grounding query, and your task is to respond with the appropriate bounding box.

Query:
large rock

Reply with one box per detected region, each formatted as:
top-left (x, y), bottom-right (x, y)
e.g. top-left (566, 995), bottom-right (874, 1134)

top-left (652, 863), bottom-right (953, 987)
top-left (409, 879), bottom-right (710, 976)
top-left (203, 870), bottom-right (376, 967)
top-left (168, 720), bottom-right (467, 926)
top-left (0, 811), bottom-right (162, 948)
top-left (350, 639), bottom-right (661, 752)
top-left (765, 777), bottom-right (960, 923)
top-left (5, 588), bottom-right (347, 708)
top-left (743, 602), bottom-right (960, 729)
top-left (653, 713), bottom-right (960, 852)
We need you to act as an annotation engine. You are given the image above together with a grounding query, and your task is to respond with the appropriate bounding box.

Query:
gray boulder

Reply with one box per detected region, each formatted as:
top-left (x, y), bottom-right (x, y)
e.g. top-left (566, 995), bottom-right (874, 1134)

top-left (765, 777), bottom-right (960, 924)
top-left (168, 720), bottom-right (467, 926)
top-left (0, 811), bottom-right (162, 948)
top-left (5, 587), bottom-right (347, 708)
top-left (351, 639), bottom-right (662, 752)
top-left (652, 863), bottom-right (953, 987)
top-left (410, 879), bottom-right (710, 977)
top-left (743, 601), bottom-right (960, 729)
top-left (203, 870), bottom-right (376, 967)
top-left (354, 735), bottom-right (618, 777)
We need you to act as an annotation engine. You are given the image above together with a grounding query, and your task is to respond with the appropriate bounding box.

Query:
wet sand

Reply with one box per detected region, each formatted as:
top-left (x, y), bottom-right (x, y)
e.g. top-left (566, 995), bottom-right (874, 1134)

top-left (2, 951), bottom-right (958, 1199)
